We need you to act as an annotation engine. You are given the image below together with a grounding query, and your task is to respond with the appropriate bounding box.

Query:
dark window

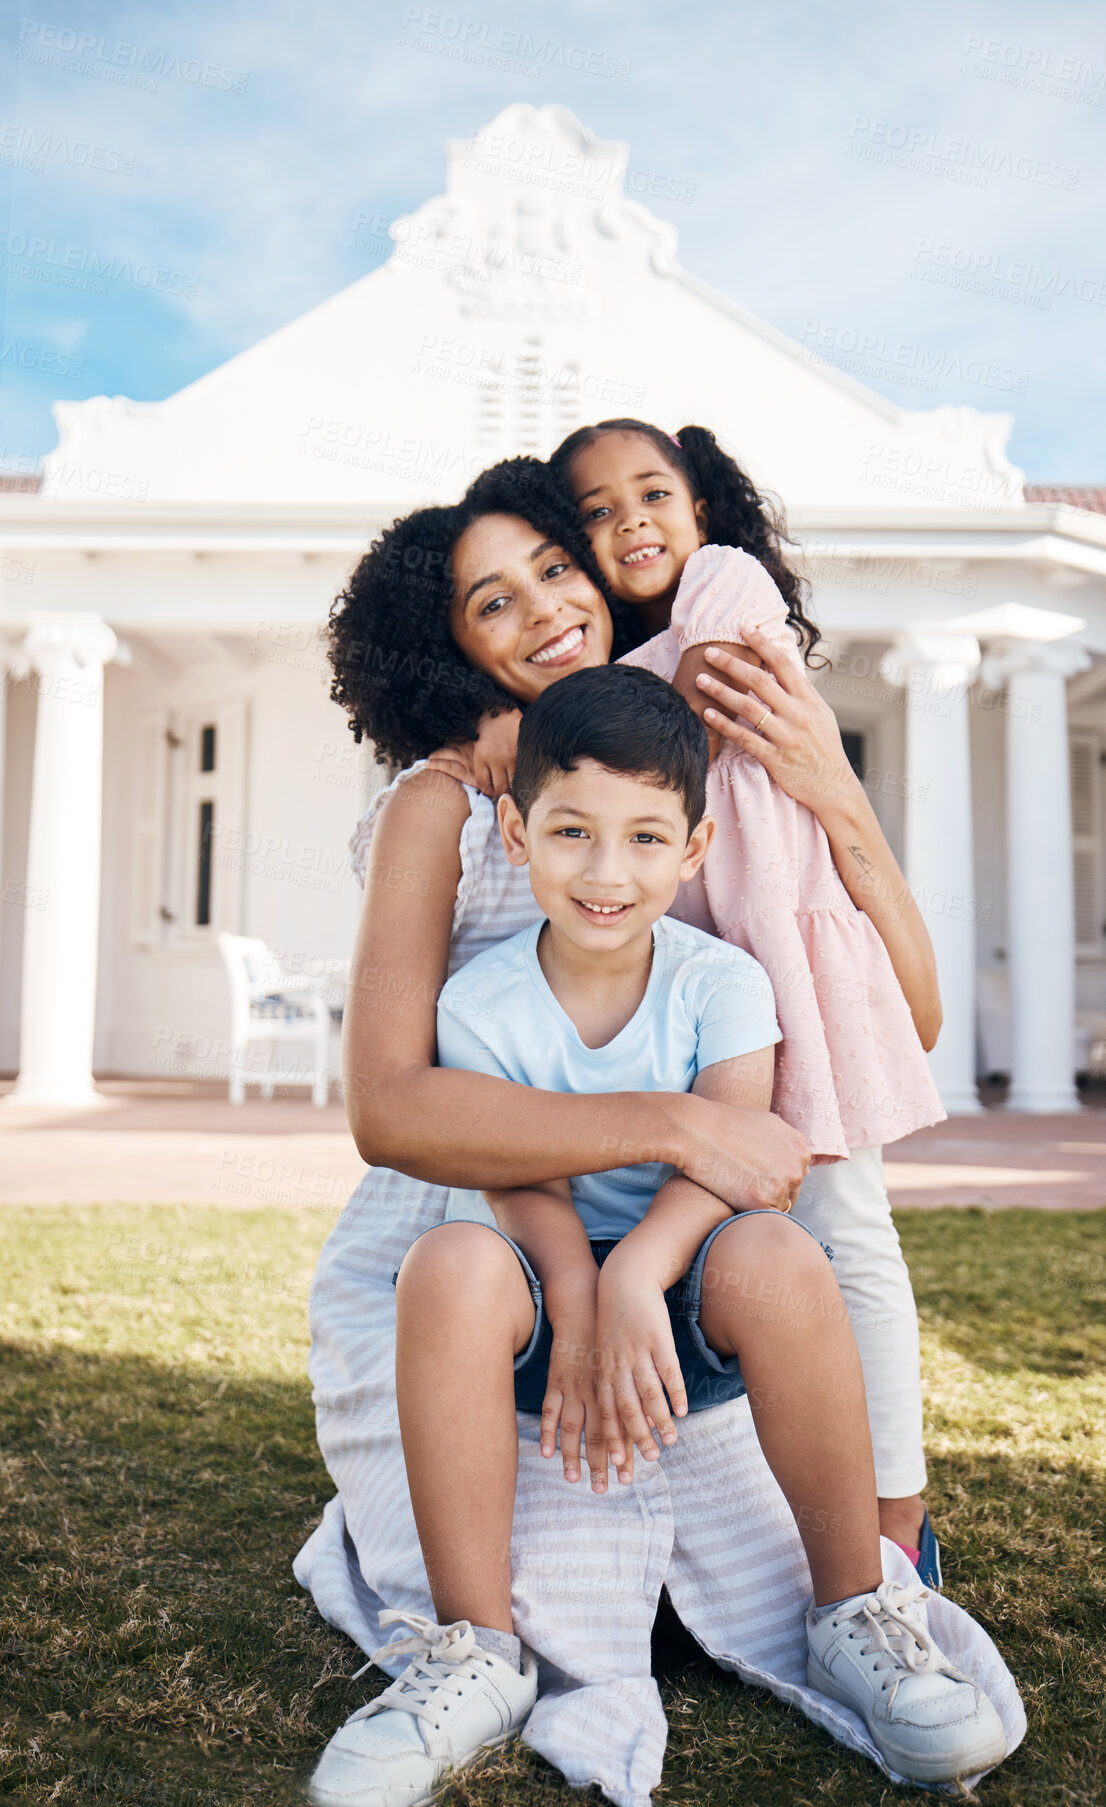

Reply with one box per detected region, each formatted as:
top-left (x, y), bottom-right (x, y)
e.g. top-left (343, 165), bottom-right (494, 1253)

top-left (200, 724), bottom-right (217, 773)
top-left (841, 731), bottom-right (865, 782)
top-left (196, 801), bottom-right (214, 926)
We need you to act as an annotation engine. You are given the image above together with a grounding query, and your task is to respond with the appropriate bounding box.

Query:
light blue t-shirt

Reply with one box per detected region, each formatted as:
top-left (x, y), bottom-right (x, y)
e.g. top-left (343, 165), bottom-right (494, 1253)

top-left (435, 914), bottom-right (782, 1240)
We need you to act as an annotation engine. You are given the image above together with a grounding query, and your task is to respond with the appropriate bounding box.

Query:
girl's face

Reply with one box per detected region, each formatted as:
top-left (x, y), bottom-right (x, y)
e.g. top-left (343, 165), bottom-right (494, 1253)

top-left (449, 512), bottom-right (613, 705)
top-left (567, 430), bottom-right (708, 616)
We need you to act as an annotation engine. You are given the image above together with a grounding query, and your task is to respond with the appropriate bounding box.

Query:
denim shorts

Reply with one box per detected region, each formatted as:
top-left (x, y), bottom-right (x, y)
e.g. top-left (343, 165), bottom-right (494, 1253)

top-left (398, 1211), bottom-right (831, 1417)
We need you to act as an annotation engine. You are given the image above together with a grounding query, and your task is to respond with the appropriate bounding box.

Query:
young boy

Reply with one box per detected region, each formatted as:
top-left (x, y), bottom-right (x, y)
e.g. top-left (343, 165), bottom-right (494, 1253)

top-left (309, 666), bottom-right (1006, 1807)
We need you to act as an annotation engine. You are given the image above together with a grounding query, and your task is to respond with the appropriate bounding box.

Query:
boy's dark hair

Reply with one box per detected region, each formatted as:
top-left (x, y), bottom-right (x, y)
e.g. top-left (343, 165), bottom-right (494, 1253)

top-left (550, 417), bottom-right (823, 665)
top-left (512, 665), bottom-right (708, 832)
top-left (326, 458), bottom-right (645, 769)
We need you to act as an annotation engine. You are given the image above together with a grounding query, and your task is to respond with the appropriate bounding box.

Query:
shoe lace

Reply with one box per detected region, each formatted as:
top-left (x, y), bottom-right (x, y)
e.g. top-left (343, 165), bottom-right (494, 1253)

top-left (837, 1580), bottom-right (953, 1697)
top-left (347, 1611), bottom-right (493, 1731)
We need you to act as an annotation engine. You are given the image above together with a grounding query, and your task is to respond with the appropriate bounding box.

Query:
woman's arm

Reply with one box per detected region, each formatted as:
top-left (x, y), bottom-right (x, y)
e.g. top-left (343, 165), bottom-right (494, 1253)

top-left (343, 766), bottom-right (811, 1201)
top-left (693, 631), bottom-right (942, 1050)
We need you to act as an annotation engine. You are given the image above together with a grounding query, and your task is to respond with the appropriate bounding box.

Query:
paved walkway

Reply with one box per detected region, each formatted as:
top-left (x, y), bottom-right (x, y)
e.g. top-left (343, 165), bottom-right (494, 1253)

top-left (2, 1080), bottom-right (1105, 1210)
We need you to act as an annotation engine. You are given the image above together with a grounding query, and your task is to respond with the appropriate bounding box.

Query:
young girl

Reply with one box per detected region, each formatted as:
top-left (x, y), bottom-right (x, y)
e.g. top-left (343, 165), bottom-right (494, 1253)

top-left (437, 420), bottom-right (946, 1579)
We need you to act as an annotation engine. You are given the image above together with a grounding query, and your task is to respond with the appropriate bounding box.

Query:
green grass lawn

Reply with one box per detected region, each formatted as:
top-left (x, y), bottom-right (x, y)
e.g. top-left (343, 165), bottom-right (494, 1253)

top-left (1, 1203), bottom-right (1103, 1806)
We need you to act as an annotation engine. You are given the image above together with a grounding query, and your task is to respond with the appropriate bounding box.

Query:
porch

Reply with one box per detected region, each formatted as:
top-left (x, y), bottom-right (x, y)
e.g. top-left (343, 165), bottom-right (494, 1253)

top-left (2, 1077), bottom-right (1104, 1210)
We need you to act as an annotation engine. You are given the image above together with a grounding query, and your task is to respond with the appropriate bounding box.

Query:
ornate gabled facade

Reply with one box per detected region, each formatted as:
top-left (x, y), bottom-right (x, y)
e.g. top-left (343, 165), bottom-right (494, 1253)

top-left (2, 103), bottom-right (1105, 1111)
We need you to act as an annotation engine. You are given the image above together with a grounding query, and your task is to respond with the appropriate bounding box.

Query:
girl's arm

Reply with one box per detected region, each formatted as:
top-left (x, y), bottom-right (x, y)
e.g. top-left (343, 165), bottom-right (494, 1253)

top-left (671, 641), bottom-right (761, 761)
top-left (343, 766), bottom-right (812, 1201)
top-left (664, 548), bottom-right (941, 1046)
top-left (694, 632), bottom-right (942, 1051)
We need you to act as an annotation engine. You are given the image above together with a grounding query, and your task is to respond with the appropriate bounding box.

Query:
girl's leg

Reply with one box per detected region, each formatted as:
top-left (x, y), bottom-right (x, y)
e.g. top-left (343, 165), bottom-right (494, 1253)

top-left (395, 1222), bottom-right (536, 1633)
top-left (697, 1212), bottom-right (881, 1606)
top-left (790, 1147), bottom-right (927, 1548)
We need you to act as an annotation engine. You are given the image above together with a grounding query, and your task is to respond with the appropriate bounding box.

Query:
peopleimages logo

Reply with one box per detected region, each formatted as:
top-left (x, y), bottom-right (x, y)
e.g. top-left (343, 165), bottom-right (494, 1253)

top-left (959, 34), bottom-right (1103, 108)
top-left (799, 321), bottom-right (1029, 395)
top-left (18, 19), bottom-right (249, 92)
top-left (909, 239), bottom-right (1106, 309)
top-left (847, 117), bottom-right (1079, 189)
top-left (0, 121), bottom-right (135, 177)
top-left (0, 232), bottom-right (198, 298)
top-left (0, 338), bottom-right (84, 378)
top-left (399, 9), bottom-right (631, 81)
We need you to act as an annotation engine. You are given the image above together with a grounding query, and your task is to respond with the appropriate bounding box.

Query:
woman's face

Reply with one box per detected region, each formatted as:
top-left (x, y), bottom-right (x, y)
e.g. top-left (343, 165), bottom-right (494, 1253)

top-left (566, 430), bottom-right (708, 612)
top-left (449, 512), bottom-right (613, 705)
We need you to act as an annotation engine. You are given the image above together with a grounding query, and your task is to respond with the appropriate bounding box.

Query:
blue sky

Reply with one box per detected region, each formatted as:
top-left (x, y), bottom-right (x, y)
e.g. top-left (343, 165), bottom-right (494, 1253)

top-left (1, 0), bottom-right (1103, 482)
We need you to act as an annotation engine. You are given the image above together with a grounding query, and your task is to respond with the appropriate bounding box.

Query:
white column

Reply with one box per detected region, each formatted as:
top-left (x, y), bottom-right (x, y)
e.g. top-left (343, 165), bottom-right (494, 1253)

top-left (0, 663), bottom-right (7, 926)
top-left (982, 636), bottom-right (1090, 1112)
top-left (7, 614), bottom-right (117, 1108)
top-left (880, 630), bottom-right (983, 1114)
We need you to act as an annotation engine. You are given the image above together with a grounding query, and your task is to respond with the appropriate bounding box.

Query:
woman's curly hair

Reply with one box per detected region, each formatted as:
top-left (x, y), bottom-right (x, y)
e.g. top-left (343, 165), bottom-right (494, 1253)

top-left (550, 418), bottom-right (823, 665)
top-left (327, 457), bottom-right (643, 769)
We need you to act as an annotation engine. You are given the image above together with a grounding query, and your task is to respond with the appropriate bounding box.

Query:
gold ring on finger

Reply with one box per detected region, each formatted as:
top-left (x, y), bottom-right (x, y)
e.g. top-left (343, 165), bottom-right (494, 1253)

top-left (756, 706), bottom-right (772, 731)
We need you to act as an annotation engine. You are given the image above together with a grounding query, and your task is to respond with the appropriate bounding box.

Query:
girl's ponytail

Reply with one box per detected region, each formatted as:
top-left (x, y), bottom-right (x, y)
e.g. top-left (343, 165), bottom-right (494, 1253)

top-left (674, 424), bottom-right (821, 663)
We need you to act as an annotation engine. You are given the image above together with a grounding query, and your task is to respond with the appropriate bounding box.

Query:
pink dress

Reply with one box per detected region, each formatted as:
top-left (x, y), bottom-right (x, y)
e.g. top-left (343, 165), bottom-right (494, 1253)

top-left (620, 543), bottom-right (945, 1159)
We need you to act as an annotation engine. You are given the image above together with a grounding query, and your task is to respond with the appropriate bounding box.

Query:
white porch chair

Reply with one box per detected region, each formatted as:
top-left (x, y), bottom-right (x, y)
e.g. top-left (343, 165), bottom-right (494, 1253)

top-left (217, 933), bottom-right (337, 1106)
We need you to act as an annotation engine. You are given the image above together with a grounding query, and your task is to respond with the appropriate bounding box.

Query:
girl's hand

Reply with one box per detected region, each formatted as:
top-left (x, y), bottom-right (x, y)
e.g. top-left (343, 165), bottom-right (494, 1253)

top-left (424, 745), bottom-right (477, 787)
top-left (425, 707), bottom-right (522, 801)
top-left (541, 1313), bottom-right (609, 1492)
top-left (695, 628), bottom-right (864, 822)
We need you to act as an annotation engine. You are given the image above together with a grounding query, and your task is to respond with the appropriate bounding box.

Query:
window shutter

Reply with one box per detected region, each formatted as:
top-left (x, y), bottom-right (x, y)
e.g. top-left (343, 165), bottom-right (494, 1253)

top-left (1070, 734), bottom-right (1101, 952)
top-left (213, 698), bottom-right (248, 935)
top-left (130, 710), bottom-right (169, 948)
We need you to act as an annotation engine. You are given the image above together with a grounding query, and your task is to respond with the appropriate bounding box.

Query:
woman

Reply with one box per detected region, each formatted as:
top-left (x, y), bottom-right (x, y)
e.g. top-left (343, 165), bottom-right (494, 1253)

top-left (296, 460), bottom-right (1021, 1805)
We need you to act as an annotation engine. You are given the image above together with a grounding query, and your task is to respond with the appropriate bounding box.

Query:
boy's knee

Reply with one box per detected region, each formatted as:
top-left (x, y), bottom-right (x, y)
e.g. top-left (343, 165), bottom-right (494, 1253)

top-left (709, 1211), bottom-right (829, 1288)
top-left (396, 1221), bottom-right (513, 1305)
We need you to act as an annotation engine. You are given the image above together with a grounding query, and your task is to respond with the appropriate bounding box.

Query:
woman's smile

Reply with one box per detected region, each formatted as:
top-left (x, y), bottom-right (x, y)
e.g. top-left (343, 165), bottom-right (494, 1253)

top-left (528, 623), bottom-right (587, 667)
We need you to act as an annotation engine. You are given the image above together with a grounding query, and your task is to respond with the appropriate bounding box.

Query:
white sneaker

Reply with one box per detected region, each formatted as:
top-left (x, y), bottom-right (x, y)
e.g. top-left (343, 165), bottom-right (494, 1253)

top-left (806, 1580), bottom-right (1007, 1783)
top-left (308, 1611), bottom-right (538, 1806)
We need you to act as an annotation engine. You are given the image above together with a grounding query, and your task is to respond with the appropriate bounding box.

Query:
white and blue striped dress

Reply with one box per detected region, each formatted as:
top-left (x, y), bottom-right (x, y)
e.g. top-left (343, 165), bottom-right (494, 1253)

top-left (294, 763), bottom-right (1024, 1807)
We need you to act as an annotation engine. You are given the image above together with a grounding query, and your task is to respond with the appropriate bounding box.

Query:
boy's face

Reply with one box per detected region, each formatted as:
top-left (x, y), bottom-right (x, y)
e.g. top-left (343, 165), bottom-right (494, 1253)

top-left (498, 759), bottom-right (713, 955)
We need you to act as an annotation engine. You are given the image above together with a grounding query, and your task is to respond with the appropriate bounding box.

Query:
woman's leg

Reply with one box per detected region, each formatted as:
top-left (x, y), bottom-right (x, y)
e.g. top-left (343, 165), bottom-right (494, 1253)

top-left (696, 1212), bottom-right (881, 1606)
top-left (790, 1147), bottom-right (927, 1548)
top-left (395, 1222), bottom-right (536, 1633)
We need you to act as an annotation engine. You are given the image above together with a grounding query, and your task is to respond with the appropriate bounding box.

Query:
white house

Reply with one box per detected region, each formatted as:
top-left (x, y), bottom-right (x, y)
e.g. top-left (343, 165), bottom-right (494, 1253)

top-left (2, 102), bottom-right (1105, 1114)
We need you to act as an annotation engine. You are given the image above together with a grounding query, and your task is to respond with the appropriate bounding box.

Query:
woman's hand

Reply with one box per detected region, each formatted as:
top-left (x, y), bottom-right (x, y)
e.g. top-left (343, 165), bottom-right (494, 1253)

top-left (425, 707), bottom-right (522, 800)
top-left (694, 627), bottom-right (864, 823)
top-left (675, 1094), bottom-right (809, 1212)
top-left (594, 1245), bottom-right (687, 1486)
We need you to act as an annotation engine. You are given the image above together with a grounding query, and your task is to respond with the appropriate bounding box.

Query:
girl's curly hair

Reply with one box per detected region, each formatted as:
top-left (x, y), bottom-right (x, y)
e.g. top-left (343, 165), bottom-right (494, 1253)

top-left (549, 418), bottom-right (823, 665)
top-left (327, 457), bottom-right (643, 769)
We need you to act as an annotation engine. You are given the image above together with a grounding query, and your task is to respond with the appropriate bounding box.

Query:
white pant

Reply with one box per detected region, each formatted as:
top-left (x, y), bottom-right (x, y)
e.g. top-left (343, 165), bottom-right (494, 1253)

top-left (790, 1145), bottom-right (927, 1499)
